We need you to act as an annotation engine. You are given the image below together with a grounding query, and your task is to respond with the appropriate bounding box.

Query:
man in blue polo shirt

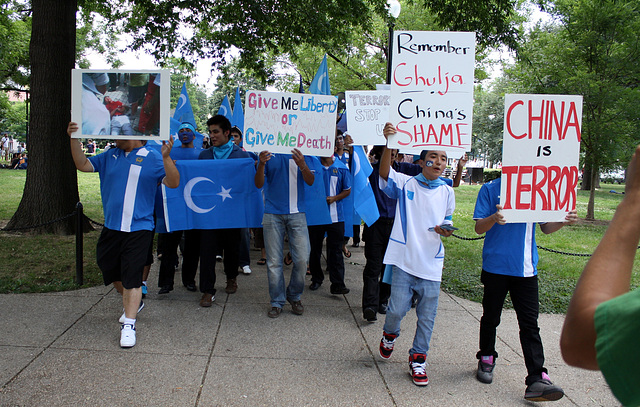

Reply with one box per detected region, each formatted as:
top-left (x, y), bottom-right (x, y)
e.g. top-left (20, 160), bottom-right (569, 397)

top-left (473, 177), bottom-right (577, 401)
top-left (255, 148), bottom-right (315, 318)
top-left (196, 115), bottom-right (251, 307)
top-left (67, 121), bottom-right (180, 349)
top-left (308, 154), bottom-right (351, 294)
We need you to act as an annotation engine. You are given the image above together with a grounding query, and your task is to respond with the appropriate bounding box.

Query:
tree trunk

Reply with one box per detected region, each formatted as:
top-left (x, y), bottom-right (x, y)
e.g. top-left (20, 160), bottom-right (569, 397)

top-left (586, 168), bottom-right (597, 220)
top-left (6, 0), bottom-right (84, 235)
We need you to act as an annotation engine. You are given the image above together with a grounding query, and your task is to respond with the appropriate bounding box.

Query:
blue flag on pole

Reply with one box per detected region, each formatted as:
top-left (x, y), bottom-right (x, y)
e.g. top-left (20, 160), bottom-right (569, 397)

top-left (173, 83), bottom-right (196, 126)
top-left (231, 87), bottom-right (244, 133)
top-left (161, 159), bottom-right (264, 232)
top-left (309, 54), bottom-right (331, 96)
top-left (218, 95), bottom-right (233, 120)
top-left (351, 145), bottom-right (380, 226)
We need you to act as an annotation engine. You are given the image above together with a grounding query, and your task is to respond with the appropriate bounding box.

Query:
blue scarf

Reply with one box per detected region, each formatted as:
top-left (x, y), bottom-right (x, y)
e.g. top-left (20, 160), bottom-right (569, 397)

top-left (415, 173), bottom-right (446, 189)
top-left (213, 139), bottom-right (234, 160)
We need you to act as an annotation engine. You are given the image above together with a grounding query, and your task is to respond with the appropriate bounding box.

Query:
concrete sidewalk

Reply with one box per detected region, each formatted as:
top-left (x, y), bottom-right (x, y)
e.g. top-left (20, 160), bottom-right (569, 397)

top-left (0, 245), bottom-right (618, 406)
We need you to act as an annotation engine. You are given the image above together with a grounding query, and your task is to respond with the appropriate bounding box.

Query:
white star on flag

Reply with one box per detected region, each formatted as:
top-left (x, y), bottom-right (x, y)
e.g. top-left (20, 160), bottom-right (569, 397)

top-left (217, 186), bottom-right (232, 201)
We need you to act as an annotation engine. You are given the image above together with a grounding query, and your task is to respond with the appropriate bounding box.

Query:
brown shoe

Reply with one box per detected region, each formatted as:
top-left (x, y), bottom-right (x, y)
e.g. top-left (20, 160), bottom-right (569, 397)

top-left (267, 307), bottom-right (282, 318)
top-left (287, 298), bottom-right (304, 315)
top-left (199, 293), bottom-right (214, 307)
top-left (225, 278), bottom-right (238, 294)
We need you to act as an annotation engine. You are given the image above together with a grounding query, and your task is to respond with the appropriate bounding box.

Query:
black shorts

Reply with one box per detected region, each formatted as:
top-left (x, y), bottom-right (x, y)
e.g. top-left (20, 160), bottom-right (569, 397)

top-left (96, 228), bottom-right (154, 289)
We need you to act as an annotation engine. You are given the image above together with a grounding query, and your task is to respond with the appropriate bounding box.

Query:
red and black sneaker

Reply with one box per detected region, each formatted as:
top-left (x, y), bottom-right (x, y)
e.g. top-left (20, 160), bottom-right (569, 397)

top-left (409, 353), bottom-right (429, 386)
top-left (379, 331), bottom-right (398, 359)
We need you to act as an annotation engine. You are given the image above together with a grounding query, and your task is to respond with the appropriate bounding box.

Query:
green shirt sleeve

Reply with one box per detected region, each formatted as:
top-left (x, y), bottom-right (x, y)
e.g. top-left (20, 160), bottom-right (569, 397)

top-left (595, 288), bottom-right (640, 406)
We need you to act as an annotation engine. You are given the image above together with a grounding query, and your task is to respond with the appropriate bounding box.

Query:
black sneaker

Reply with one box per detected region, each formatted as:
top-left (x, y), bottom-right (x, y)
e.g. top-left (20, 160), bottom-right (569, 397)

top-left (379, 331), bottom-right (397, 359)
top-left (363, 307), bottom-right (377, 322)
top-left (524, 373), bottom-right (564, 401)
top-left (476, 356), bottom-right (495, 384)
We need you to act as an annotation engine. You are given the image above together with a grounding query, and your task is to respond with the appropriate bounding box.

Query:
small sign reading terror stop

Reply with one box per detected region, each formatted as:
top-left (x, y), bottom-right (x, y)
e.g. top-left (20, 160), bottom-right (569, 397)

top-left (500, 94), bottom-right (583, 223)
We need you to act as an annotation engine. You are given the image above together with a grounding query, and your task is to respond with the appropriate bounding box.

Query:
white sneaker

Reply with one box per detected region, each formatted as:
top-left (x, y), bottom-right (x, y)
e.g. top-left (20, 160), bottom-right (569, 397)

top-left (242, 265), bottom-right (252, 275)
top-left (120, 324), bottom-right (136, 348)
top-left (119, 300), bottom-right (145, 324)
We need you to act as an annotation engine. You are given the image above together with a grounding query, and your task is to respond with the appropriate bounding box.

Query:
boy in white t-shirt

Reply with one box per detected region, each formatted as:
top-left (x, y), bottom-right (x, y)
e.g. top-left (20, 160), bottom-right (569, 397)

top-left (377, 122), bottom-right (455, 386)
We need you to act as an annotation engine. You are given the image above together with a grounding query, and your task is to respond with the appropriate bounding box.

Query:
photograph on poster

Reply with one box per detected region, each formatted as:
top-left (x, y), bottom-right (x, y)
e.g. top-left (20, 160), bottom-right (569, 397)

top-left (70, 69), bottom-right (170, 140)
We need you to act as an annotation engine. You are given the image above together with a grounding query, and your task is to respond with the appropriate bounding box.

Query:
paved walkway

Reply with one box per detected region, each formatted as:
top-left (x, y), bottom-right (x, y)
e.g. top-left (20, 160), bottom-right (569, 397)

top-left (0, 244), bottom-right (618, 406)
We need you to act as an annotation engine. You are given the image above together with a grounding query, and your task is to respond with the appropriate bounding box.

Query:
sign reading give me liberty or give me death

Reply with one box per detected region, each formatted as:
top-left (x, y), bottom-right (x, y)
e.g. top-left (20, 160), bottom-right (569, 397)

top-left (500, 94), bottom-right (583, 223)
top-left (387, 31), bottom-right (476, 156)
top-left (243, 90), bottom-right (338, 156)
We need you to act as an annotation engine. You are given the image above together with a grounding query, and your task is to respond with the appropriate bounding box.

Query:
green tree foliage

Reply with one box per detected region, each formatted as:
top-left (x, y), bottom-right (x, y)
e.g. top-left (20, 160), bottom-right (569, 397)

top-left (506, 0), bottom-right (640, 219)
top-left (0, 0), bottom-right (30, 90)
top-left (472, 84), bottom-right (507, 166)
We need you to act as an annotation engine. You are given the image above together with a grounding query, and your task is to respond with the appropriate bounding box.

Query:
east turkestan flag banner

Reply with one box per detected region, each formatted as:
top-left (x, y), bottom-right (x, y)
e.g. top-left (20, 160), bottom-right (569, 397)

top-left (161, 158), bottom-right (264, 231)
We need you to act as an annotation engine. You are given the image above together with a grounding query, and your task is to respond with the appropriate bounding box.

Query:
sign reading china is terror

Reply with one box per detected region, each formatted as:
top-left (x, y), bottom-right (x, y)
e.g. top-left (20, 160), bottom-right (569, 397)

top-left (243, 90), bottom-right (337, 156)
top-left (387, 31), bottom-right (476, 156)
top-left (500, 94), bottom-right (583, 223)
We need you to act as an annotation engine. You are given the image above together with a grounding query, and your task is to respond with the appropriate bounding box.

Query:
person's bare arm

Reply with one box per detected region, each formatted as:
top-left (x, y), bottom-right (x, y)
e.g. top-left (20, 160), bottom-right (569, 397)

top-left (67, 122), bottom-right (94, 172)
top-left (379, 122), bottom-right (396, 181)
top-left (292, 148), bottom-right (314, 186)
top-left (254, 151), bottom-right (271, 188)
top-left (474, 204), bottom-right (506, 234)
top-left (452, 154), bottom-right (468, 187)
top-left (539, 210), bottom-right (578, 234)
top-left (327, 188), bottom-right (351, 205)
top-left (561, 145), bottom-right (640, 370)
top-left (161, 138), bottom-right (180, 188)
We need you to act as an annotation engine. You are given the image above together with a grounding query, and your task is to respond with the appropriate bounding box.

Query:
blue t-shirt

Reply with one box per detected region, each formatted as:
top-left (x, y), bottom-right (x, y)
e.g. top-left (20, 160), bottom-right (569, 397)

top-left (322, 160), bottom-right (352, 223)
top-left (170, 146), bottom-right (200, 161)
top-left (334, 151), bottom-right (350, 169)
top-left (473, 178), bottom-right (539, 277)
top-left (263, 154), bottom-right (315, 215)
top-left (89, 146), bottom-right (165, 232)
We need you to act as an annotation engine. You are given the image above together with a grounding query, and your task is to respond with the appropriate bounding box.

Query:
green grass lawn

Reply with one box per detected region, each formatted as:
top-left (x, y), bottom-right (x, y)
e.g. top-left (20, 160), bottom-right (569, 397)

top-left (1, 168), bottom-right (638, 313)
top-left (0, 169), bottom-right (104, 293)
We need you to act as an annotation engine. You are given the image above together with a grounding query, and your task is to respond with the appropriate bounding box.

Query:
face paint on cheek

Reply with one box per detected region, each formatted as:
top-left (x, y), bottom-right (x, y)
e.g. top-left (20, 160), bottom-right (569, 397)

top-left (425, 160), bottom-right (434, 167)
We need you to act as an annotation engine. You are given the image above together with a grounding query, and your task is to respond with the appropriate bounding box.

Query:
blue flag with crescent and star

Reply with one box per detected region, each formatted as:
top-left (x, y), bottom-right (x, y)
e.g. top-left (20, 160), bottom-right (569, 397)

top-left (218, 95), bottom-right (233, 120)
top-left (160, 158), bottom-right (264, 232)
top-left (309, 54), bottom-right (331, 96)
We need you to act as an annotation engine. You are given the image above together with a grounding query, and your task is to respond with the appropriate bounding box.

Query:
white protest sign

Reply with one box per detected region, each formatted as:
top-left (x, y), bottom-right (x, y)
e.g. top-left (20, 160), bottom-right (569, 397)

top-left (243, 90), bottom-right (337, 156)
top-left (345, 90), bottom-right (390, 145)
top-left (387, 31), bottom-right (475, 156)
top-left (500, 94), bottom-right (583, 223)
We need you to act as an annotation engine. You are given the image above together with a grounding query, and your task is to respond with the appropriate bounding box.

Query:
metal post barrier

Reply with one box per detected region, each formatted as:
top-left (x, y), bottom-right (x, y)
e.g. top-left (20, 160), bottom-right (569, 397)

top-left (75, 202), bottom-right (84, 285)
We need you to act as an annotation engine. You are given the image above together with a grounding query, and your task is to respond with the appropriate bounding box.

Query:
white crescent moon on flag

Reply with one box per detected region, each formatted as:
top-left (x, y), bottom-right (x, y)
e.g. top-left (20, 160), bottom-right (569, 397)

top-left (317, 73), bottom-right (326, 92)
top-left (218, 105), bottom-right (228, 117)
top-left (177, 94), bottom-right (187, 111)
top-left (184, 177), bottom-right (216, 213)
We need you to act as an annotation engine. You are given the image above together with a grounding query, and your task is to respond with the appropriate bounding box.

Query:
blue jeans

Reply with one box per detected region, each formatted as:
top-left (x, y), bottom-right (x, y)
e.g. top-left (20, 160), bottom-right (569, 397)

top-left (263, 213), bottom-right (310, 308)
top-left (383, 266), bottom-right (440, 357)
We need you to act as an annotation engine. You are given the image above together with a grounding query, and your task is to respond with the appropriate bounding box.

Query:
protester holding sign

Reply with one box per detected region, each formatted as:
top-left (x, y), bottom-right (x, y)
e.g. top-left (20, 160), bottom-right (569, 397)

top-left (255, 148), bottom-right (315, 318)
top-left (473, 177), bottom-right (577, 401)
top-left (308, 148), bottom-right (352, 295)
top-left (67, 121), bottom-right (180, 349)
top-left (376, 123), bottom-right (455, 387)
top-left (560, 145), bottom-right (640, 407)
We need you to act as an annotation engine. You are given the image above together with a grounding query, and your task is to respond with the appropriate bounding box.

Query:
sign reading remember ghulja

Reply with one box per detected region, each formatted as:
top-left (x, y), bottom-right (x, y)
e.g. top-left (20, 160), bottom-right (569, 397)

top-left (387, 31), bottom-right (475, 156)
top-left (243, 91), bottom-right (337, 156)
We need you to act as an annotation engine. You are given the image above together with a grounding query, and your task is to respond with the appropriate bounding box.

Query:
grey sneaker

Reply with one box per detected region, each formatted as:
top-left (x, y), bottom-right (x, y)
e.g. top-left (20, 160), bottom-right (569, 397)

top-left (476, 356), bottom-right (495, 384)
top-left (524, 373), bottom-right (564, 402)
